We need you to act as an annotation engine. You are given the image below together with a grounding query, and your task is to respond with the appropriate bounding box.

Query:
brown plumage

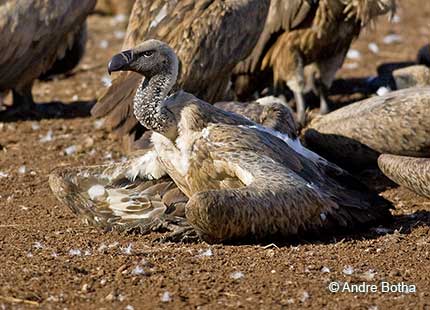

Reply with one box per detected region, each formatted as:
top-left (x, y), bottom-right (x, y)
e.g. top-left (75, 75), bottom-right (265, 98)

top-left (233, 0), bottom-right (396, 124)
top-left (303, 87), bottom-right (430, 171)
top-left (378, 155), bottom-right (430, 199)
top-left (91, 0), bottom-right (270, 152)
top-left (0, 0), bottom-right (96, 114)
top-left (50, 40), bottom-right (392, 243)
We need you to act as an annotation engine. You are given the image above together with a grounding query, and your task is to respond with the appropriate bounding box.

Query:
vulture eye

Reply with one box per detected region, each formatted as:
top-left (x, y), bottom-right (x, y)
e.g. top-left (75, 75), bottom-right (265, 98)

top-left (142, 50), bottom-right (154, 57)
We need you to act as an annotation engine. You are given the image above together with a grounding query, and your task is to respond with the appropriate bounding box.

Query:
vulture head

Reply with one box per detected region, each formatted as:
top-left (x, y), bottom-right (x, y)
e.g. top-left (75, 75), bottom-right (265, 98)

top-left (108, 39), bottom-right (179, 78)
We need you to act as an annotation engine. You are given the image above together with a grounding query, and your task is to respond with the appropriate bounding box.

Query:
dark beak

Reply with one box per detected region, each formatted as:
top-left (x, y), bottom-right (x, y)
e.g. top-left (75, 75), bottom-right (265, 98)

top-left (107, 50), bottom-right (133, 75)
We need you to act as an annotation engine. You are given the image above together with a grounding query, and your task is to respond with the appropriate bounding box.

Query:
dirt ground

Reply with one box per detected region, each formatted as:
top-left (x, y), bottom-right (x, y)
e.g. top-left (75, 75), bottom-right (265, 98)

top-left (1, 2), bottom-right (430, 309)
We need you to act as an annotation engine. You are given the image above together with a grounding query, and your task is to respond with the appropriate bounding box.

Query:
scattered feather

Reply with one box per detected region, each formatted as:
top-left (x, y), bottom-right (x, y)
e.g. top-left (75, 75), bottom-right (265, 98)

top-left (198, 248), bottom-right (213, 257)
top-left (121, 244), bottom-right (133, 255)
top-left (131, 266), bottom-right (145, 275)
top-left (31, 123), bottom-right (40, 131)
top-left (72, 95), bottom-right (78, 101)
top-left (321, 266), bottom-right (330, 273)
top-left (114, 14), bottom-right (127, 23)
top-left (383, 34), bottom-right (402, 44)
top-left (98, 243), bottom-right (108, 253)
top-left (299, 291), bottom-right (310, 302)
top-left (361, 269), bottom-right (376, 281)
top-left (344, 62), bottom-right (359, 70)
top-left (64, 145), bottom-right (77, 156)
top-left (343, 266), bottom-right (354, 275)
top-left (368, 42), bottom-right (379, 54)
top-left (69, 249), bottom-right (82, 256)
top-left (18, 166), bottom-right (27, 174)
top-left (230, 271), bottom-right (245, 280)
top-left (160, 291), bottom-right (171, 303)
top-left (40, 130), bottom-right (54, 142)
top-left (392, 15), bottom-right (400, 23)
top-left (114, 31), bottom-right (126, 39)
top-left (125, 305), bottom-right (135, 310)
top-left (372, 227), bottom-right (392, 234)
top-left (51, 252), bottom-right (59, 258)
top-left (99, 40), bottom-right (109, 49)
top-left (346, 49), bottom-right (361, 60)
top-left (94, 119), bottom-right (105, 129)
top-left (33, 241), bottom-right (43, 249)
top-left (0, 171), bottom-right (8, 178)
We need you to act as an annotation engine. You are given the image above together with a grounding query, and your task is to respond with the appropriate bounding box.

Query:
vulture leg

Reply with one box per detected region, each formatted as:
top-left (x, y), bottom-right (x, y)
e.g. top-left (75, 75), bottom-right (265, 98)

top-left (0, 85), bottom-right (37, 118)
top-left (315, 80), bottom-right (331, 115)
top-left (293, 90), bottom-right (306, 126)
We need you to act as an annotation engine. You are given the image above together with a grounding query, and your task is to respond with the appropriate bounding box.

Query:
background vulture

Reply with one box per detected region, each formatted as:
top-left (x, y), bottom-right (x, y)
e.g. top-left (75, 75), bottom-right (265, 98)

top-left (91, 0), bottom-right (270, 152)
top-left (233, 0), bottom-right (397, 124)
top-left (0, 0), bottom-right (96, 116)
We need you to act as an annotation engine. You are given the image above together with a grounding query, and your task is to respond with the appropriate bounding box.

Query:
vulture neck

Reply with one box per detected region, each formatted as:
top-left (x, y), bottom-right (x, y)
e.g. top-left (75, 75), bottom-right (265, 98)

top-left (133, 61), bottom-right (178, 135)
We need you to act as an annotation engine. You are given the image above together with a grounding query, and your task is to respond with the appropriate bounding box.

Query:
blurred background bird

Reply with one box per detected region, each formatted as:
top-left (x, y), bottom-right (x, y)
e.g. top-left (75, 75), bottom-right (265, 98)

top-left (233, 0), bottom-right (396, 125)
top-left (0, 0), bottom-right (96, 117)
top-left (91, 0), bottom-right (271, 152)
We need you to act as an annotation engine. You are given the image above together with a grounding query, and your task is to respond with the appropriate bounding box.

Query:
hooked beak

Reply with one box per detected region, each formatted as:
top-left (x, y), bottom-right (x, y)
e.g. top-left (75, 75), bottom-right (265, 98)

top-left (107, 50), bottom-right (133, 75)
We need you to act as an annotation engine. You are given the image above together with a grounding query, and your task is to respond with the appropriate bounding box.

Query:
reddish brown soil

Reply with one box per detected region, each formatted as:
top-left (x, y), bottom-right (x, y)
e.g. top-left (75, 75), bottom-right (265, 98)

top-left (1, 2), bottom-right (430, 309)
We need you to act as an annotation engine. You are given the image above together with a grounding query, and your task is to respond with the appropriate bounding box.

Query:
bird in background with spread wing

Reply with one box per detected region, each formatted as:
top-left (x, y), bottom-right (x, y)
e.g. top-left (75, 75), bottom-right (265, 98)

top-left (233, 0), bottom-right (396, 125)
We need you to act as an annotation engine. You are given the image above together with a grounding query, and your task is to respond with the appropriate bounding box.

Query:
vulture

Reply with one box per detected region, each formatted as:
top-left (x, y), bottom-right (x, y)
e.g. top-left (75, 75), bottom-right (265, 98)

top-left (50, 40), bottom-right (392, 244)
top-left (91, 0), bottom-right (270, 152)
top-left (303, 87), bottom-right (430, 171)
top-left (378, 155), bottom-right (430, 199)
top-left (233, 0), bottom-right (396, 124)
top-left (0, 0), bottom-right (96, 116)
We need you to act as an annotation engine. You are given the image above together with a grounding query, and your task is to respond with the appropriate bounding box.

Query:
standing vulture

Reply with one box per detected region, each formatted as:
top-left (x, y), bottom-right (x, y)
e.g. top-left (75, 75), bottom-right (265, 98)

top-left (0, 0), bottom-right (96, 116)
top-left (91, 0), bottom-right (270, 152)
top-left (233, 0), bottom-right (396, 124)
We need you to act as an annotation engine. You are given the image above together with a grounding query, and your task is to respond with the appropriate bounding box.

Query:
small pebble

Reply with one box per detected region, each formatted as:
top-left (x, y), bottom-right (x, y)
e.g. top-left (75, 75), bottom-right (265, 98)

top-left (125, 305), bottom-right (134, 310)
top-left (321, 266), bottom-right (331, 273)
top-left (72, 95), bottom-right (78, 101)
top-left (0, 171), bottom-right (8, 178)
